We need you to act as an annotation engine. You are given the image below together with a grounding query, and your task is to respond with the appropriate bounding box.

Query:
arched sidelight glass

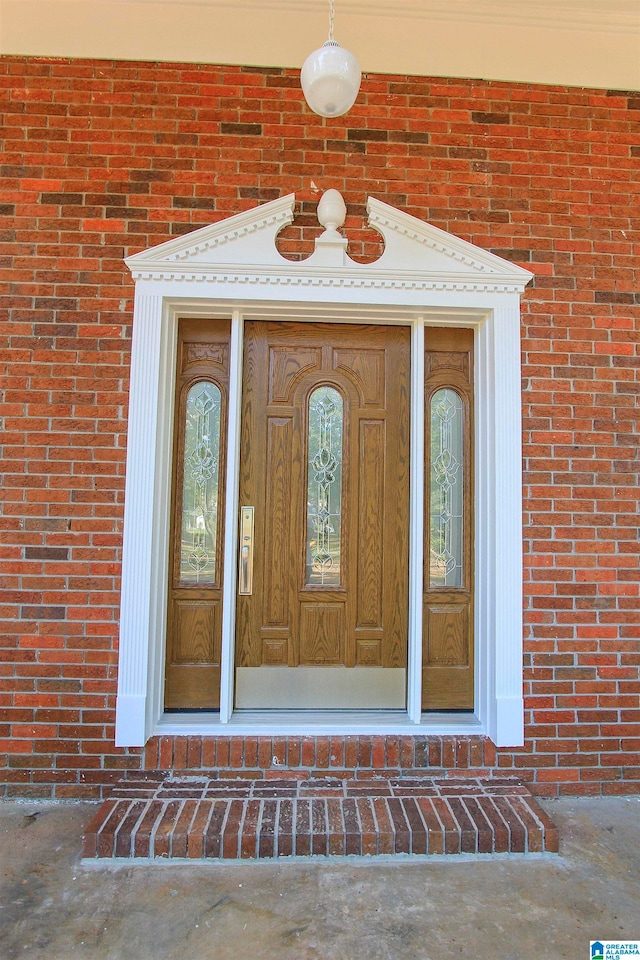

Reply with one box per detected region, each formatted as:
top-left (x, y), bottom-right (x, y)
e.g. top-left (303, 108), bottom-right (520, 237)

top-left (429, 388), bottom-right (464, 588)
top-left (180, 381), bottom-right (222, 584)
top-left (306, 385), bottom-right (344, 586)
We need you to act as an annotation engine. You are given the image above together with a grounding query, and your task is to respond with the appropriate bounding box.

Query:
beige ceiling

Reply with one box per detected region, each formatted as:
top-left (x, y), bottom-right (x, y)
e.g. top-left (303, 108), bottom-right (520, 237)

top-left (1, 0), bottom-right (639, 90)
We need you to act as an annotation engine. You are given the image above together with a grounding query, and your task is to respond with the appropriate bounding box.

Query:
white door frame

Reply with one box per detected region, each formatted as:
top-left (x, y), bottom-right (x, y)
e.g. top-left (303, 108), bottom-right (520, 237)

top-left (115, 193), bottom-right (532, 748)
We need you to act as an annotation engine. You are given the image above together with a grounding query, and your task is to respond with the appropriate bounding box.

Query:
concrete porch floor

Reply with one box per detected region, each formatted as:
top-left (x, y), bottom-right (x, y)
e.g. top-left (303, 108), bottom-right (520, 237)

top-left (1, 797), bottom-right (639, 960)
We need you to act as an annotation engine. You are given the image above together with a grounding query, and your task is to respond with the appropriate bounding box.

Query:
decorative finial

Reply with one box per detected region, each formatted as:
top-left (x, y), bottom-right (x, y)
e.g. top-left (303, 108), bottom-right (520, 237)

top-left (317, 189), bottom-right (347, 233)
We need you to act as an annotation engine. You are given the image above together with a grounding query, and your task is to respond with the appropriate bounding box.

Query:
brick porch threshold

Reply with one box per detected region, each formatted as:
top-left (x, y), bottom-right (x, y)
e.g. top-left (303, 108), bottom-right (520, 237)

top-left (82, 774), bottom-right (559, 860)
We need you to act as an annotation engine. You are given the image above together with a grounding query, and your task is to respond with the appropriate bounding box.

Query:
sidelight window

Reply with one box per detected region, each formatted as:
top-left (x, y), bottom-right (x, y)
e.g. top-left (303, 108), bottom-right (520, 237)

top-left (180, 381), bottom-right (222, 584)
top-left (429, 388), bottom-right (464, 589)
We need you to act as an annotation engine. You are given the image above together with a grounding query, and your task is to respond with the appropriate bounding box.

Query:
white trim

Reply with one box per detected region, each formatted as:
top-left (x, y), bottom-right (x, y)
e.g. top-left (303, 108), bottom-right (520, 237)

top-left (115, 194), bottom-right (530, 749)
top-left (218, 310), bottom-right (244, 724)
top-left (155, 710), bottom-right (485, 738)
top-left (407, 317), bottom-right (425, 725)
top-left (489, 306), bottom-right (525, 746)
top-left (115, 292), bottom-right (174, 747)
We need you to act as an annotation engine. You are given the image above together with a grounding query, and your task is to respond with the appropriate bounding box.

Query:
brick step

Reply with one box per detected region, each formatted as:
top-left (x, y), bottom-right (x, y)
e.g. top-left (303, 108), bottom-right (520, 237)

top-left (82, 775), bottom-right (559, 860)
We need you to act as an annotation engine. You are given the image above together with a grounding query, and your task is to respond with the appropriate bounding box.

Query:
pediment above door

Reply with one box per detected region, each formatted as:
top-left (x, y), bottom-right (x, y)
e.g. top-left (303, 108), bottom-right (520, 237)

top-left (125, 192), bottom-right (532, 295)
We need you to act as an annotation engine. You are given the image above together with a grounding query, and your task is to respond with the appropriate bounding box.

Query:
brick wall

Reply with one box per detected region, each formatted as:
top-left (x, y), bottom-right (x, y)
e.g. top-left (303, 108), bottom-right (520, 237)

top-left (1, 57), bottom-right (639, 799)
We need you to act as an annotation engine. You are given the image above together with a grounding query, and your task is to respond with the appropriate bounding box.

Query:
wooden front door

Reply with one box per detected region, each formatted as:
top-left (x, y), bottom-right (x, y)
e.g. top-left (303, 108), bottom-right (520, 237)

top-left (235, 321), bottom-right (410, 709)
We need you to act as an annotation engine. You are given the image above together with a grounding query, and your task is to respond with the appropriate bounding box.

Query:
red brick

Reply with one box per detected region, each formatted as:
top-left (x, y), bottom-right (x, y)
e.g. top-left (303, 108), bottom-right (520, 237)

top-left (303, 799), bottom-right (331, 856)
top-left (203, 801), bottom-right (228, 859)
top-left (432, 798), bottom-right (460, 854)
top-left (186, 800), bottom-right (213, 859)
top-left (274, 799), bottom-right (294, 857)
top-left (295, 799), bottom-right (311, 857)
top-left (170, 799), bottom-right (198, 859)
top-left (240, 799), bottom-right (261, 858)
top-left (416, 797), bottom-right (444, 855)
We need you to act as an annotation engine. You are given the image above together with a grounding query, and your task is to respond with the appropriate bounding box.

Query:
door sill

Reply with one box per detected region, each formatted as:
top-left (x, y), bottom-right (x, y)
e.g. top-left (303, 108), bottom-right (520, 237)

top-left (155, 710), bottom-right (484, 737)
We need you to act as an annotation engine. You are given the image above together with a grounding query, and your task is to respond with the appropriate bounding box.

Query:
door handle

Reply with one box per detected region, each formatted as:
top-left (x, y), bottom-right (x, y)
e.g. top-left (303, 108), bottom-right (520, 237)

top-left (238, 506), bottom-right (254, 595)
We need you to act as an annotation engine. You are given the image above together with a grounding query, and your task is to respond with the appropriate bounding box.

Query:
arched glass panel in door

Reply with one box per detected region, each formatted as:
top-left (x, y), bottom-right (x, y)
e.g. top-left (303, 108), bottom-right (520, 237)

top-left (305, 385), bottom-right (344, 587)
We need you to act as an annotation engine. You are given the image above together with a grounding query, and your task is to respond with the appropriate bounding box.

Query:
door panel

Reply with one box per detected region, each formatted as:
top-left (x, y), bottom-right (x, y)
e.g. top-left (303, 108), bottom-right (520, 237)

top-left (300, 603), bottom-right (345, 664)
top-left (236, 321), bottom-right (410, 707)
top-left (165, 318), bottom-right (230, 710)
top-left (422, 327), bottom-right (474, 710)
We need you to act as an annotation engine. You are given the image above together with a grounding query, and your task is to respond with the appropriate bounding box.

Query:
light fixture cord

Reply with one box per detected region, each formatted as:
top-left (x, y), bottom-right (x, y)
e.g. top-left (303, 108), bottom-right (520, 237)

top-left (328, 0), bottom-right (335, 40)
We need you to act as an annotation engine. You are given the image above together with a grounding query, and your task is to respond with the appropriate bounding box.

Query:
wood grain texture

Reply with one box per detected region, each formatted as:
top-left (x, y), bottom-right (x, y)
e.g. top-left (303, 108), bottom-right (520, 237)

top-left (422, 327), bottom-right (474, 711)
top-left (269, 346), bottom-right (322, 403)
top-left (165, 318), bottom-right (231, 710)
top-left (172, 601), bottom-right (217, 663)
top-left (236, 322), bottom-right (410, 703)
top-left (357, 420), bottom-right (384, 631)
top-left (425, 603), bottom-right (469, 665)
top-left (333, 348), bottom-right (385, 406)
top-left (262, 418), bottom-right (293, 626)
top-left (300, 603), bottom-right (344, 664)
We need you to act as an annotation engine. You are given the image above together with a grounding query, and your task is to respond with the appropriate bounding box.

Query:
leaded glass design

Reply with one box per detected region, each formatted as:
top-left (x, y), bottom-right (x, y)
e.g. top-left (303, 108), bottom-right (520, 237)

top-left (430, 388), bottom-right (464, 587)
top-left (180, 381), bottom-right (221, 583)
top-left (306, 386), bottom-right (343, 586)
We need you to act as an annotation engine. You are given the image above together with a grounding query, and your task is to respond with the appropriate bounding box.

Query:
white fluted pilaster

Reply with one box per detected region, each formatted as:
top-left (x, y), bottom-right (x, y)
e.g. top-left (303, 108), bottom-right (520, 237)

top-left (115, 290), bottom-right (175, 747)
top-left (476, 301), bottom-right (524, 747)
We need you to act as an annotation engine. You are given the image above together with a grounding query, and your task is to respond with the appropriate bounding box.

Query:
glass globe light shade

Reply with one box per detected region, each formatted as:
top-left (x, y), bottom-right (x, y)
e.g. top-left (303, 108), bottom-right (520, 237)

top-left (301, 40), bottom-right (361, 118)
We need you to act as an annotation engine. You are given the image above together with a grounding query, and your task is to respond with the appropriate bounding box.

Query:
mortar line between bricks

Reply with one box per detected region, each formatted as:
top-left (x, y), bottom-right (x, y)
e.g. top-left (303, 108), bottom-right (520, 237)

top-left (268, 798), bottom-right (279, 859)
top-left (230, 798), bottom-right (246, 859)
top-left (352, 792), bottom-right (363, 844)
top-left (410, 792), bottom-right (430, 843)
top-left (334, 796), bottom-right (346, 856)
top-left (291, 798), bottom-right (298, 857)
top-left (174, 798), bottom-right (201, 858)
top-left (256, 799), bottom-right (267, 858)
top-left (519, 795), bottom-right (547, 836)
top-left (99, 800), bottom-right (134, 856)
top-left (477, 795), bottom-right (500, 846)
top-left (484, 794), bottom-right (508, 849)
top-left (422, 794), bottom-right (445, 845)
top-left (167, 799), bottom-right (185, 858)
top-left (505, 796), bottom-right (532, 853)
top-left (386, 796), bottom-right (408, 853)
top-left (493, 795), bottom-right (525, 854)
top-left (408, 797), bottom-right (430, 853)
top-left (146, 804), bottom-right (168, 860)
top-left (93, 799), bottom-right (120, 841)
top-left (370, 797), bottom-right (392, 855)
top-left (231, 799), bottom-right (245, 859)
top-left (187, 797), bottom-right (205, 836)
top-left (317, 798), bottom-right (330, 857)
top-left (115, 800), bottom-right (152, 858)
top-left (199, 800), bottom-right (218, 859)
top-left (449, 796), bottom-right (478, 854)
top-left (217, 799), bottom-right (234, 858)
top-left (510, 795), bottom-right (544, 854)
top-left (111, 799), bottom-right (135, 853)
top-left (462, 795), bottom-right (492, 854)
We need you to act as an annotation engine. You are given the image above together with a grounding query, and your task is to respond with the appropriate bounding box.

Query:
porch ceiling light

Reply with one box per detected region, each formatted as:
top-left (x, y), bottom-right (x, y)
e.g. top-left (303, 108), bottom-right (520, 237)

top-left (301, 0), bottom-right (361, 118)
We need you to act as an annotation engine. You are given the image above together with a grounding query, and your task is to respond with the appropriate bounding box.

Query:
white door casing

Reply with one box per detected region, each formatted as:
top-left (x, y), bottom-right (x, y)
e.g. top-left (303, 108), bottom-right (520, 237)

top-left (115, 192), bottom-right (532, 748)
